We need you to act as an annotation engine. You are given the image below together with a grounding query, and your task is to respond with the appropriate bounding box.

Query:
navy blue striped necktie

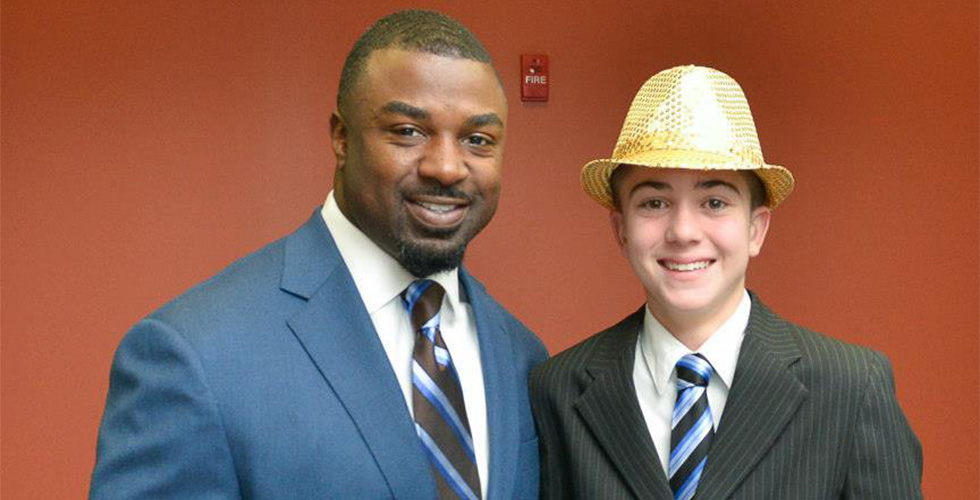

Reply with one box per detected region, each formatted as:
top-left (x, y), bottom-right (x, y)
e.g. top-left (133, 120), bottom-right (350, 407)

top-left (669, 353), bottom-right (714, 500)
top-left (402, 280), bottom-right (481, 500)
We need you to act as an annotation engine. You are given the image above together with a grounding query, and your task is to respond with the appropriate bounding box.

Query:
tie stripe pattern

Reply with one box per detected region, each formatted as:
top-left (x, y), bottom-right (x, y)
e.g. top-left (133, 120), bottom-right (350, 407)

top-left (669, 353), bottom-right (714, 500)
top-left (403, 280), bottom-right (481, 500)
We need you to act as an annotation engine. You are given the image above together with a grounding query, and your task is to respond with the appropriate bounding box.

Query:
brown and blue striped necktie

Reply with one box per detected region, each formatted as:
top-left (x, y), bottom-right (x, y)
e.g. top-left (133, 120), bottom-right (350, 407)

top-left (402, 280), bottom-right (481, 500)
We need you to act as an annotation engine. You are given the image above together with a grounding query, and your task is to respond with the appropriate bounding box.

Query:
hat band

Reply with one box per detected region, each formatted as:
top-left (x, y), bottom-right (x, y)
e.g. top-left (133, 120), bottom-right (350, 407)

top-left (610, 147), bottom-right (764, 171)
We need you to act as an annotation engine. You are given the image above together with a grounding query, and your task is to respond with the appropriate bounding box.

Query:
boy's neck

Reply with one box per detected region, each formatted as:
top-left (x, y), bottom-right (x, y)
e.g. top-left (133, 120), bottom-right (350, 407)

top-left (648, 289), bottom-right (747, 351)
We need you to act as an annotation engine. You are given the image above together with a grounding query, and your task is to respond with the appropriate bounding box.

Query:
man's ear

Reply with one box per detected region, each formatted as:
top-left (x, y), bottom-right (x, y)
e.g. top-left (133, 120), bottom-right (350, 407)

top-left (329, 111), bottom-right (348, 169)
top-left (610, 210), bottom-right (629, 257)
top-left (748, 206), bottom-right (771, 257)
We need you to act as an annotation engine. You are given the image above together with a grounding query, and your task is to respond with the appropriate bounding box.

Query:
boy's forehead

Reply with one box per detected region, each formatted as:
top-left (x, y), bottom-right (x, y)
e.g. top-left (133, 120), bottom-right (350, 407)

top-left (617, 166), bottom-right (749, 190)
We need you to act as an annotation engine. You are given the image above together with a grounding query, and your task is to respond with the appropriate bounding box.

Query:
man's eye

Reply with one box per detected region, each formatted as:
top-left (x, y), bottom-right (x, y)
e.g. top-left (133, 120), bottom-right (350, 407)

top-left (395, 127), bottom-right (422, 137)
top-left (464, 134), bottom-right (494, 147)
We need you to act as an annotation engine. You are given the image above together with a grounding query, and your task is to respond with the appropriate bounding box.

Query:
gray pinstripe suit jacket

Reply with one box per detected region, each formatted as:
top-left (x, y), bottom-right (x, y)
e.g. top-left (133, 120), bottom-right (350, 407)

top-left (529, 295), bottom-right (923, 499)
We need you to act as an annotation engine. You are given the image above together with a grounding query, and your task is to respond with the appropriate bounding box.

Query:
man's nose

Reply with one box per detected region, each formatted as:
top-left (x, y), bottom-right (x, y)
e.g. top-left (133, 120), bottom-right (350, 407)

top-left (419, 136), bottom-right (467, 186)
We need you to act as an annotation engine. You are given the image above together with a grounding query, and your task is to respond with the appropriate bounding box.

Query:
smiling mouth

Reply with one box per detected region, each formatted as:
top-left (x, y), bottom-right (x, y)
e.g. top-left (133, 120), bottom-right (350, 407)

top-left (659, 259), bottom-right (714, 272)
top-left (415, 201), bottom-right (458, 213)
top-left (406, 198), bottom-right (469, 229)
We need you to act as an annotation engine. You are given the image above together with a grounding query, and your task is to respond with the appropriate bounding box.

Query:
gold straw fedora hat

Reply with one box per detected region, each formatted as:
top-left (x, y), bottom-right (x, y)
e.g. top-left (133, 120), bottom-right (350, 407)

top-left (581, 65), bottom-right (794, 209)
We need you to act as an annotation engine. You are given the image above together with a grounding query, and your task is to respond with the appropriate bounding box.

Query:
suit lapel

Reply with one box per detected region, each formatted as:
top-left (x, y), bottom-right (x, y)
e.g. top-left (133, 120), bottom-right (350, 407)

top-left (461, 270), bottom-right (519, 500)
top-left (282, 213), bottom-right (434, 499)
top-left (696, 296), bottom-right (808, 499)
top-left (574, 308), bottom-right (674, 500)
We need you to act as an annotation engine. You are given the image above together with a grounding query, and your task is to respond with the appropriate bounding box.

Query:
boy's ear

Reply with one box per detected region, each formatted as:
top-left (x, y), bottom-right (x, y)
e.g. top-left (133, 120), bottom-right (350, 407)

top-left (610, 210), bottom-right (629, 258)
top-left (748, 206), bottom-right (771, 257)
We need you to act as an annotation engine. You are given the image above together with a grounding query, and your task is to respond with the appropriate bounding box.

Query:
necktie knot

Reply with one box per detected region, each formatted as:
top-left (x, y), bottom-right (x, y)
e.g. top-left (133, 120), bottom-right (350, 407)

top-left (675, 353), bottom-right (713, 388)
top-left (402, 280), bottom-right (445, 333)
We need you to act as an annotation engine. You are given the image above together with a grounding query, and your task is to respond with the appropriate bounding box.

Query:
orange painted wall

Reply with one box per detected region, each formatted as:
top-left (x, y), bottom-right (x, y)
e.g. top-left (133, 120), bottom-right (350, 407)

top-left (2, 1), bottom-right (977, 497)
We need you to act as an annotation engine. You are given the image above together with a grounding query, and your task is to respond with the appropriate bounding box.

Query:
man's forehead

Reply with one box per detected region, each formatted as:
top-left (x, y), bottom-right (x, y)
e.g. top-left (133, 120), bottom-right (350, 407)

top-left (348, 48), bottom-right (506, 126)
top-left (361, 47), bottom-right (501, 88)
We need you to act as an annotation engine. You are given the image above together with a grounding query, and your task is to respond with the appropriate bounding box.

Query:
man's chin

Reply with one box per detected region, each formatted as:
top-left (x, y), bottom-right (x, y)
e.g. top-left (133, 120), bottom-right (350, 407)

top-left (396, 239), bottom-right (467, 278)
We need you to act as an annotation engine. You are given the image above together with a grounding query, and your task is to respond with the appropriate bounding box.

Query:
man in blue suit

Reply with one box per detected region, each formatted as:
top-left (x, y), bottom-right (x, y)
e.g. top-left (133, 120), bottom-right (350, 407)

top-left (90, 10), bottom-right (548, 499)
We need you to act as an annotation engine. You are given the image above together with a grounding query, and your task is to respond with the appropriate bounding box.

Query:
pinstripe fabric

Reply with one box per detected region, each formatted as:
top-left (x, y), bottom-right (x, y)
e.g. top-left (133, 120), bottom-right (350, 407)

top-left (529, 294), bottom-right (923, 499)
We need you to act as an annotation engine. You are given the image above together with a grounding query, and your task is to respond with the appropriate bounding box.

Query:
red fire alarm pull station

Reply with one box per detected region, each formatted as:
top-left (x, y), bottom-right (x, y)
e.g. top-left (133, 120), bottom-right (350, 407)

top-left (521, 54), bottom-right (549, 102)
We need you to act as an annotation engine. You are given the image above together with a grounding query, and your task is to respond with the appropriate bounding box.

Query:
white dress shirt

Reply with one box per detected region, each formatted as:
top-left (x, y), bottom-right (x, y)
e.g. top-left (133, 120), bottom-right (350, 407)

top-left (321, 191), bottom-right (488, 496)
top-left (632, 290), bottom-right (751, 473)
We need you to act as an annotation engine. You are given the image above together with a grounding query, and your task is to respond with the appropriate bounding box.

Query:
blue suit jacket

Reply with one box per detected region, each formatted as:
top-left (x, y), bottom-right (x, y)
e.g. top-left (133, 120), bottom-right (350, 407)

top-left (90, 211), bottom-right (549, 499)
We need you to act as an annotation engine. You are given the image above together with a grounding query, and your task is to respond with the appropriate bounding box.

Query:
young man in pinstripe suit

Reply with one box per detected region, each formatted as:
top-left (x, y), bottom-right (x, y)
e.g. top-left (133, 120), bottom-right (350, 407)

top-left (529, 65), bottom-right (922, 499)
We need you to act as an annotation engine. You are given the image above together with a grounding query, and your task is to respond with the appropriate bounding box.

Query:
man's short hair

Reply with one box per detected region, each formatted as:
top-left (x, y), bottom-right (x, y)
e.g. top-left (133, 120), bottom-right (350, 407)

top-left (609, 166), bottom-right (768, 211)
top-left (337, 10), bottom-right (496, 117)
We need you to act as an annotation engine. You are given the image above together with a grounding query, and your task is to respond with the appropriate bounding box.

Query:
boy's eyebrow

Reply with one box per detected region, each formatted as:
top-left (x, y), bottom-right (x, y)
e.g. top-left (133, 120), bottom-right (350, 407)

top-left (626, 178), bottom-right (742, 200)
top-left (628, 180), bottom-right (671, 199)
top-left (695, 178), bottom-right (742, 194)
top-left (380, 101), bottom-right (429, 120)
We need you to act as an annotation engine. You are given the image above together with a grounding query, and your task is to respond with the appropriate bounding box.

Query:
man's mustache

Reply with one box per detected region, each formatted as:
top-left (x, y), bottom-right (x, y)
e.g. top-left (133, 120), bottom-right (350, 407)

top-left (405, 184), bottom-right (474, 203)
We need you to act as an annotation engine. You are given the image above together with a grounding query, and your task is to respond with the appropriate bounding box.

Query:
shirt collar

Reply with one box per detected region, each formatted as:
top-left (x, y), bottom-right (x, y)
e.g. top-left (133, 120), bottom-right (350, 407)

top-left (320, 191), bottom-right (462, 314)
top-left (641, 290), bottom-right (751, 396)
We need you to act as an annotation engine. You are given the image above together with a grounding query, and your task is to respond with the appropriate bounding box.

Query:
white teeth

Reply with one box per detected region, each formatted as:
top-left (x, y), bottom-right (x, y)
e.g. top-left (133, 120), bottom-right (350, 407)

top-left (664, 260), bottom-right (711, 271)
top-left (418, 202), bottom-right (455, 213)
